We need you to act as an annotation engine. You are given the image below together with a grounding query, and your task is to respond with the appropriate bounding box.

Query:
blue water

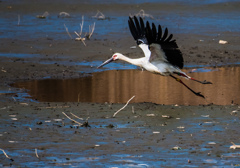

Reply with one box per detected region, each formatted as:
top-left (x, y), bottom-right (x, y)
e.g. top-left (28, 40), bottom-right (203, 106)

top-left (1, 0), bottom-right (240, 40)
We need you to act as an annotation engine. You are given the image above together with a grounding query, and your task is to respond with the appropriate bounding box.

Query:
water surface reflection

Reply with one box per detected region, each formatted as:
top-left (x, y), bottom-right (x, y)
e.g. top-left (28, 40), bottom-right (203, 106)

top-left (11, 67), bottom-right (240, 105)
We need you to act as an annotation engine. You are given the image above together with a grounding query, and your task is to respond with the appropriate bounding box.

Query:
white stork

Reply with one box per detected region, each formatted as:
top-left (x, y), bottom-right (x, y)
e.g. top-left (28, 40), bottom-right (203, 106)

top-left (97, 16), bottom-right (212, 98)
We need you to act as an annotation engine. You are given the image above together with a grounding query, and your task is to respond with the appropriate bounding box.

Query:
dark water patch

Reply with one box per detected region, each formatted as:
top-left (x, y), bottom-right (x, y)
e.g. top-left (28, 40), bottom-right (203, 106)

top-left (10, 66), bottom-right (240, 105)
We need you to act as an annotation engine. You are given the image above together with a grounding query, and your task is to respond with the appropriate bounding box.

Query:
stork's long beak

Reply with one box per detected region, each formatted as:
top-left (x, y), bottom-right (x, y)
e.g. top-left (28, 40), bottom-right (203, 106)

top-left (97, 57), bottom-right (114, 68)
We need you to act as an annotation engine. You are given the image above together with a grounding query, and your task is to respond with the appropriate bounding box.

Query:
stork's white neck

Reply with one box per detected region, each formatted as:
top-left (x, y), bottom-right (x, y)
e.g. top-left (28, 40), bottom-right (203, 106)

top-left (139, 44), bottom-right (151, 58)
top-left (117, 54), bottom-right (144, 67)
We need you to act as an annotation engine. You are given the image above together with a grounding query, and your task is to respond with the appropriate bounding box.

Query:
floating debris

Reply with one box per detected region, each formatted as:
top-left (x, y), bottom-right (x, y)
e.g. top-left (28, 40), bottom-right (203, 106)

top-left (230, 142), bottom-right (240, 149)
top-left (147, 114), bottom-right (155, 117)
top-left (219, 40), bottom-right (228, 44)
top-left (19, 102), bottom-right (28, 105)
top-left (53, 119), bottom-right (62, 122)
top-left (58, 12), bottom-right (70, 18)
top-left (230, 110), bottom-right (238, 115)
top-left (9, 115), bottom-right (16, 117)
top-left (172, 146), bottom-right (181, 150)
top-left (36, 11), bottom-right (49, 19)
top-left (208, 142), bottom-right (216, 145)
top-left (162, 115), bottom-right (173, 119)
top-left (177, 126), bottom-right (185, 129)
top-left (9, 141), bottom-right (18, 143)
top-left (153, 131), bottom-right (160, 134)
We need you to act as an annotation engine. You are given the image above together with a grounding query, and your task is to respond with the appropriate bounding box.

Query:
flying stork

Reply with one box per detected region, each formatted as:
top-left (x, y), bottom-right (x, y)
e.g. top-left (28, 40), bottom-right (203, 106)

top-left (97, 16), bottom-right (212, 98)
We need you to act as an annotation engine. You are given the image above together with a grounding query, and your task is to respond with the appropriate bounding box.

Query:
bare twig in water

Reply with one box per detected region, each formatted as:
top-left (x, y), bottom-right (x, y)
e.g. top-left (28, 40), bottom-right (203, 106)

top-left (58, 12), bottom-right (70, 18)
top-left (130, 9), bottom-right (154, 19)
top-left (35, 148), bottom-right (39, 158)
top-left (0, 148), bottom-right (13, 161)
top-left (92, 10), bottom-right (106, 20)
top-left (85, 22), bottom-right (95, 39)
top-left (74, 15), bottom-right (86, 46)
top-left (62, 112), bottom-right (82, 126)
top-left (64, 15), bottom-right (95, 45)
top-left (113, 96), bottom-right (135, 118)
top-left (70, 112), bottom-right (83, 120)
top-left (64, 24), bottom-right (73, 39)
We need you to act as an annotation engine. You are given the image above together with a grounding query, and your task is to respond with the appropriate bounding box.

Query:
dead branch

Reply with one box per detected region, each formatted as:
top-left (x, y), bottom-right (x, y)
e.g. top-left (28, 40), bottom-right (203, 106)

top-left (70, 112), bottom-right (83, 120)
top-left (85, 22), bottom-right (95, 39)
top-left (92, 10), bottom-right (106, 20)
top-left (0, 148), bottom-right (13, 161)
top-left (130, 9), bottom-right (154, 19)
top-left (64, 24), bottom-right (73, 39)
top-left (58, 12), bottom-right (70, 18)
top-left (35, 148), bottom-right (39, 158)
top-left (62, 112), bottom-right (82, 126)
top-left (74, 15), bottom-right (86, 46)
top-left (113, 95), bottom-right (135, 118)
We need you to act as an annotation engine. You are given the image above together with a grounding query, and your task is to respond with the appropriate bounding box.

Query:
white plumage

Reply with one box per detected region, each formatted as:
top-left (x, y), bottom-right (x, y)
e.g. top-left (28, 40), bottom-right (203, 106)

top-left (98, 16), bottom-right (212, 98)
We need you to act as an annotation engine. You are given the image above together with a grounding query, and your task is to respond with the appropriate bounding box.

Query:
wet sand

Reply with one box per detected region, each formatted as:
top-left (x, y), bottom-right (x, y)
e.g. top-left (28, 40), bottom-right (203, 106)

top-left (1, 0), bottom-right (240, 167)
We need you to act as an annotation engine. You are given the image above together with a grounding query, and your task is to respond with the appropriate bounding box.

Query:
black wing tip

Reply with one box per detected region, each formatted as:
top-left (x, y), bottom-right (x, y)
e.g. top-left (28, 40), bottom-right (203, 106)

top-left (129, 16), bottom-right (177, 44)
top-left (128, 16), bottom-right (184, 69)
top-left (128, 16), bottom-right (147, 44)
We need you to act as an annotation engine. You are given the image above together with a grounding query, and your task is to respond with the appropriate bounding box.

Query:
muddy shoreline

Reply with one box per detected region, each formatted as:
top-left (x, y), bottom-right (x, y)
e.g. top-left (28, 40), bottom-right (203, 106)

top-left (1, 0), bottom-right (240, 167)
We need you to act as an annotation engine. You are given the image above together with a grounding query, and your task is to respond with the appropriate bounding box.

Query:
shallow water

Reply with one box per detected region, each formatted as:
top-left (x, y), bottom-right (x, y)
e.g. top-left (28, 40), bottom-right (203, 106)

top-left (11, 66), bottom-right (240, 105)
top-left (1, 0), bottom-right (240, 41)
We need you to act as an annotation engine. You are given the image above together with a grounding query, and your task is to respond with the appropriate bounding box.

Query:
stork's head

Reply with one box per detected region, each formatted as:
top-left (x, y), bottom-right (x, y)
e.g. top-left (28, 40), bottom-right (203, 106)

top-left (97, 53), bottom-right (121, 68)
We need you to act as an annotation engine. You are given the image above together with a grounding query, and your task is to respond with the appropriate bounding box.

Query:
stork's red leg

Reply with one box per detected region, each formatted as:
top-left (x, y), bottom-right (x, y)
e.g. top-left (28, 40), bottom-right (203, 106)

top-left (170, 75), bottom-right (205, 98)
top-left (174, 72), bottom-right (212, 84)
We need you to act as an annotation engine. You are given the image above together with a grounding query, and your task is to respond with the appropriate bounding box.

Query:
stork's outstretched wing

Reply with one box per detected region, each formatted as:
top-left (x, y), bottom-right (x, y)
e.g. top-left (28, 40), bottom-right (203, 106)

top-left (128, 16), bottom-right (184, 69)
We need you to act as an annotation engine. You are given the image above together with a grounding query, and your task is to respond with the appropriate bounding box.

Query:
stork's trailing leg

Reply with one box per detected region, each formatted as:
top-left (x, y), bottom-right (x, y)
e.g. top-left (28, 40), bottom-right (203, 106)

top-left (170, 75), bottom-right (205, 98)
top-left (174, 72), bottom-right (212, 84)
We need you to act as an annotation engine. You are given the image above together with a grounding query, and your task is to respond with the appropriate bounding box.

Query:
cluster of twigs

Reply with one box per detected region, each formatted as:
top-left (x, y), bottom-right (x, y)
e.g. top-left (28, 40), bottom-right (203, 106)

top-left (64, 15), bottom-right (95, 46)
top-left (130, 9), bottom-right (154, 19)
